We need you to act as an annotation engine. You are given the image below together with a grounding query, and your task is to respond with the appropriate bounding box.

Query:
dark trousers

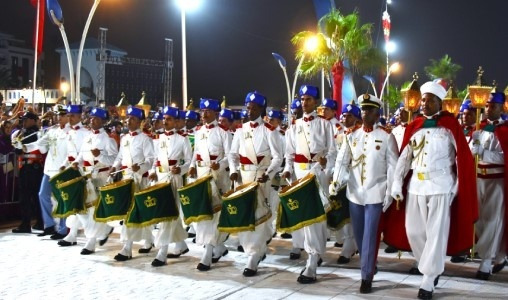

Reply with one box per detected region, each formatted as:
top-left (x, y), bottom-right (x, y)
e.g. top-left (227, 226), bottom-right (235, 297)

top-left (349, 201), bottom-right (382, 280)
top-left (17, 164), bottom-right (44, 227)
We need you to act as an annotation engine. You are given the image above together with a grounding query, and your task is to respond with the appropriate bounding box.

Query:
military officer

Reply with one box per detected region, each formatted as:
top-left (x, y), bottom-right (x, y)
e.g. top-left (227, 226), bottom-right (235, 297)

top-left (334, 94), bottom-right (398, 293)
top-left (228, 91), bottom-right (283, 276)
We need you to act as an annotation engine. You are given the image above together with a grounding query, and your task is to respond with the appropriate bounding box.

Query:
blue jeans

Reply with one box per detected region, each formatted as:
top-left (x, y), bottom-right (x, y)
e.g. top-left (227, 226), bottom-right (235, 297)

top-left (38, 174), bottom-right (67, 234)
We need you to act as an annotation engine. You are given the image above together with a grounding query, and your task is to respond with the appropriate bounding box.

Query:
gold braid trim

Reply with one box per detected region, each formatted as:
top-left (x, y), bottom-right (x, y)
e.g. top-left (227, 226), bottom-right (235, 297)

top-left (125, 216), bottom-right (179, 228)
top-left (183, 214), bottom-right (213, 225)
top-left (277, 214), bottom-right (327, 233)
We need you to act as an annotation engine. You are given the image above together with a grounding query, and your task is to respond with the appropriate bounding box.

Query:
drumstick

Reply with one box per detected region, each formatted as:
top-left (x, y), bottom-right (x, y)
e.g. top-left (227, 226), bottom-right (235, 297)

top-left (110, 167), bottom-right (130, 175)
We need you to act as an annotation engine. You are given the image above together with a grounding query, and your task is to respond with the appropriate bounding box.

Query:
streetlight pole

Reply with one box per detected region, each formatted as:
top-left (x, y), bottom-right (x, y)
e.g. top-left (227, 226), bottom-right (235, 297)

top-left (271, 53), bottom-right (291, 113)
top-left (380, 62), bottom-right (400, 102)
top-left (76, 0), bottom-right (102, 104)
top-left (181, 7), bottom-right (188, 109)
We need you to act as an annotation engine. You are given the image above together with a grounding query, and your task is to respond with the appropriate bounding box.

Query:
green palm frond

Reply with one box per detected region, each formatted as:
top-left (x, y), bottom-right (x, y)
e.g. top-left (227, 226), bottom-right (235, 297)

top-left (424, 54), bottom-right (462, 81)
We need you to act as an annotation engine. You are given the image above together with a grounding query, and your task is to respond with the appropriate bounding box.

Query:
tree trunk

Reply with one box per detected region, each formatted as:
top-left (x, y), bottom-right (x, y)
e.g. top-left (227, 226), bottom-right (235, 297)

top-left (332, 61), bottom-right (344, 116)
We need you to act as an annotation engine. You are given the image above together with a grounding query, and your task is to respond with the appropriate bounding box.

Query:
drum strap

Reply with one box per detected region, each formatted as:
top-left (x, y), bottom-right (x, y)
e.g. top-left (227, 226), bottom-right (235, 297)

top-left (296, 122), bottom-right (312, 161)
top-left (242, 123), bottom-right (259, 167)
top-left (158, 134), bottom-right (171, 172)
top-left (197, 127), bottom-right (211, 163)
top-left (122, 135), bottom-right (133, 168)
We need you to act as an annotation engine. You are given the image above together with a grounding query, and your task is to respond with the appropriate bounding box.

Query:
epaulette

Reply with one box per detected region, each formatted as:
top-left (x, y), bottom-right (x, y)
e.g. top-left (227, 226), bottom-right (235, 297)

top-left (218, 124), bottom-right (229, 131)
top-left (152, 134), bottom-right (160, 140)
top-left (378, 125), bottom-right (392, 134)
top-left (264, 122), bottom-right (275, 131)
top-left (236, 124), bottom-right (242, 129)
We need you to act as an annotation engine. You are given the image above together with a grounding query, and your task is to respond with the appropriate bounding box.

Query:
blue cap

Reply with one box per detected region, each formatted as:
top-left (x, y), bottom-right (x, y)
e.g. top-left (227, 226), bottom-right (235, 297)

top-left (290, 99), bottom-right (302, 109)
top-left (162, 106), bottom-right (179, 118)
top-left (321, 98), bottom-right (337, 110)
top-left (89, 107), bottom-right (108, 120)
top-left (298, 85), bottom-right (319, 98)
top-left (267, 109), bottom-right (283, 120)
top-left (342, 103), bottom-right (361, 120)
top-left (389, 116), bottom-right (396, 125)
top-left (241, 109), bottom-right (248, 118)
top-left (233, 110), bottom-right (243, 120)
top-left (460, 99), bottom-right (473, 113)
top-left (488, 92), bottom-right (506, 104)
top-left (219, 108), bottom-right (234, 121)
top-left (200, 98), bottom-right (220, 111)
top-left (379, 117), bottom-right (387, 126)
top-left (185, 110), bottom-right (200, 120)
top-left (127, 106), bottom-right (145, 120)
top-left (178, 110), bottom-right (187, 119)
top-left (152, 111), bottom-right (163, 121)
top-left (245, 91), bottom-right (267, 107)
top-left (66, 105), bottom-right (82, 114)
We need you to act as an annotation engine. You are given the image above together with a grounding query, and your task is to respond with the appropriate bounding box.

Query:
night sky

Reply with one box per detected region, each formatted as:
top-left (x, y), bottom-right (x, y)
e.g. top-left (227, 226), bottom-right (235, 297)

top-left (1, 0), bottom-right (506, 108)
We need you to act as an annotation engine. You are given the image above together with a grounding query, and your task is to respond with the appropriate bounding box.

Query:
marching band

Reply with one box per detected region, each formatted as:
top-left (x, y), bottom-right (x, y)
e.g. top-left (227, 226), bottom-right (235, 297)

top-left (3, 82), bottom-right (507, 300)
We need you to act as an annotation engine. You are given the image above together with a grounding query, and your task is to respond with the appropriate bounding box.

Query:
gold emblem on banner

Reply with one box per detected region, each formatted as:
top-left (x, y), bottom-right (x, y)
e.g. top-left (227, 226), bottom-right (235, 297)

top-left (144, 196), bottom-right (157, 208)
top-left (330, 199), bottom-right (341, 210)
top-left (105, 194), bottom-right (115, 204)
top-left (227, 204), bottom-right (238, 215)
top-left (180, 194), bottom-right (190, 205)
top-left (61, 191), bottom-right (69, 201)
top-left (287, 198), bottom-right (299, 210)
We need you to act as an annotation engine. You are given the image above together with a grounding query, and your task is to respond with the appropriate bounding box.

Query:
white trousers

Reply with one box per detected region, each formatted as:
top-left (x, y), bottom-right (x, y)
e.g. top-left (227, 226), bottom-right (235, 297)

top-left (406, 193), bottom-right (452, 291)
top-left (476, 177), bottom-right (505, 273)
top-left (334, 223), bottom-right (358, 258)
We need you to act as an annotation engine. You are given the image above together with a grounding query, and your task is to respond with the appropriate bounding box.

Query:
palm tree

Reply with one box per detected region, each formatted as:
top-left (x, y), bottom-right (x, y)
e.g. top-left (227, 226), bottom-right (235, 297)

top-left (291, 9), bottom-right (383, 111)
top-left (423, 54), bottom-right (462, 88)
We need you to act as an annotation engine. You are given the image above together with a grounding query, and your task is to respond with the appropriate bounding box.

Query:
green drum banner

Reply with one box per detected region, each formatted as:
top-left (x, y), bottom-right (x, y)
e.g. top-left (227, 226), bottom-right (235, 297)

top-left (50, 167), bottom-right (82, 213)
top-left (218, 182), bottom-right (257, 233)
top-left (177, 175), bottom-right (214, 225)
top-left (277, 173), bottom-right (326, 232)
top-left (326, 185), bottom-right (350, 230)
top-left (53, 176), bottom-right (87, 218)
top-left (126, 182), bottom-right (179, 227)
top-left (94, 179), bottom-right (134, 222)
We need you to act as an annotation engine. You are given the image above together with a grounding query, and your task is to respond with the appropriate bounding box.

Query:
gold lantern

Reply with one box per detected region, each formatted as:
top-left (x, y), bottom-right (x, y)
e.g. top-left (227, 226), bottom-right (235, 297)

top-left (116, 92), bottom-right (129, 119)
top-left (401, 72), bottom-right (421, 122)
top-left (442, 82), bottom-right (462, 117)
top-left (468, 67), bottom-right (491, 134)
top-left (135, 91), bottom-right (151, 119)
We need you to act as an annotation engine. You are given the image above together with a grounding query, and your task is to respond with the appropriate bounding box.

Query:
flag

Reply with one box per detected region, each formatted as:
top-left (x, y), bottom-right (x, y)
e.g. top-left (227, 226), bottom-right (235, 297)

top-left (29, 0), bottom-right (45, 58)
top-left (382, 10), bottom-right (391, 43)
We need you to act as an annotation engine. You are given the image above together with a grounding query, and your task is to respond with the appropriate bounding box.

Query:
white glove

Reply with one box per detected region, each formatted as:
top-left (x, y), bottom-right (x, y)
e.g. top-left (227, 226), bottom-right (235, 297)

top-left (13, 140), bottom-right (23, 150)
top-left (382, 195), bottom-right (393, 212)
top-left (390, 190), bottom-right (404, 202)
top-left (329, 181), bottom-right (338, 196)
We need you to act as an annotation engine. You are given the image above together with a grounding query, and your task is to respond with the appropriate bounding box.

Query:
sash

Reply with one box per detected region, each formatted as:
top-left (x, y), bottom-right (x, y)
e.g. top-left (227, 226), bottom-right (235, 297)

top-left (126, 182), bottom-right (179, 227)
top-left (242, 123), bottom-right (259, 167)
top-left (296, 121), bottom-right (312, 161)
top-left (158, 134), bottom-right (171, 172)
top-left (94, 179), bottom-right (134, 222)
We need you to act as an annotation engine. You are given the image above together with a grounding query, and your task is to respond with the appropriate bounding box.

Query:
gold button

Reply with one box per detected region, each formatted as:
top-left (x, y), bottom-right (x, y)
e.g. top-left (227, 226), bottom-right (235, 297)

top-left (426, 141), bottom-right (429, 144)
top-left (363, 148), bottom-right (366, 151)
top-left (424, 152), bottom-right (427, 155)
top-left (362, 162), bottom-right (366, 166)
top-left (424, 164), bottom-right (427, 167)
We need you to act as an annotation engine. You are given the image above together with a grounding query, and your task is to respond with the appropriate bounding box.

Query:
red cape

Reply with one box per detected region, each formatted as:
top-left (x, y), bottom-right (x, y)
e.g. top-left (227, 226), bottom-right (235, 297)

top-left (382, 111), bottom-right (479, 256)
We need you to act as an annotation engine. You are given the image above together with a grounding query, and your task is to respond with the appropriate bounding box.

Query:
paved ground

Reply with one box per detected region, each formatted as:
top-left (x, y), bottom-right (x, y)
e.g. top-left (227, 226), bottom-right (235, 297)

top-left (0, 226), bottom-right (507, 300)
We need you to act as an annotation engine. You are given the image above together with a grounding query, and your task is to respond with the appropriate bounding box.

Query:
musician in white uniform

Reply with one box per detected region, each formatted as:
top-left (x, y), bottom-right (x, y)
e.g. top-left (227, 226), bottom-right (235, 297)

top-left (57, 105), bottom-right (92, 247)
top-left (110, 106), bottom-right (156, 261)
top-left (70, 108), bottom-right (117, 255)
top-left (149, 106), bottom-right (192, 267)
top-left (228, 91), bottom-right (283, 276)
top-left (188, 98), bottom-right (232, 271)
top-left (282, 85), bottom-right (337, 284)
top-left (23, 105), bottom-right (69, 239)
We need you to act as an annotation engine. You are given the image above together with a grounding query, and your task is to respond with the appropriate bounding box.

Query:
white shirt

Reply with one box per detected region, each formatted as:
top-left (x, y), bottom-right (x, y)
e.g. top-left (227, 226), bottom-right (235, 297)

top-left (335, 125), bottom-right (399, 205)
top-left (75, 128), bottom-right (118, 171)
top-left (190, 120), bottom-right (232, 170)
top-left (24, 124), bottom-right (70, 176)
top-left (64, 122), bottom-right (90, 167)
top-left (113, 129), bottom-right (155, 176)
top-left (150, 129), bottom-right (192, 174)
top-left (391, 123), bottom-right (407, 151)
top-left (476, 118), bottom-right (505, 165)
top-left (392, 123), bottom-right (458, 196)
top-left (283, 111), bottom-right (337, 174)
top-left (228, 116), bottom-right (283, 179)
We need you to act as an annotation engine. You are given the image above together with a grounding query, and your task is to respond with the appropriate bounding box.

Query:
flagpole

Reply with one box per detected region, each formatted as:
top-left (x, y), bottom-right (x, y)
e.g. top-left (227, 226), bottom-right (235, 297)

top-left (32, 0), bottom-right (40, 106)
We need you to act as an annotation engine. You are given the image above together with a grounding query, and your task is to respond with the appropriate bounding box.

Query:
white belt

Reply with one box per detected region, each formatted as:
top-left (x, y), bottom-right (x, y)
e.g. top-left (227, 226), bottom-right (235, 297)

top-left (477, 166), bottom-right (504, 175)
top-left (294, 162), bottom-right (316, 171)
top-left (413, 167), bottom-right (453, 180)
top-left (240, 164), bottom-right (269, 172)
